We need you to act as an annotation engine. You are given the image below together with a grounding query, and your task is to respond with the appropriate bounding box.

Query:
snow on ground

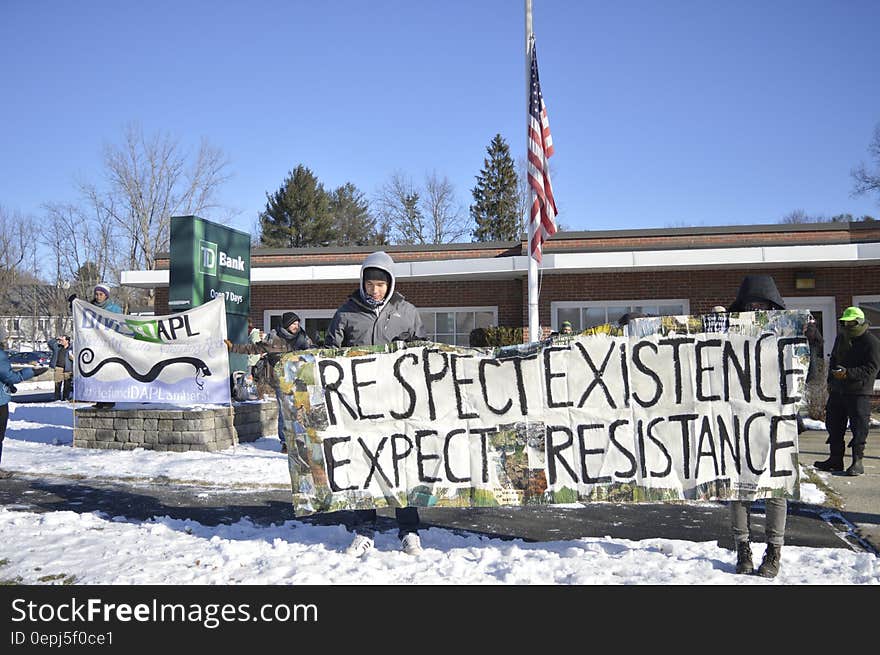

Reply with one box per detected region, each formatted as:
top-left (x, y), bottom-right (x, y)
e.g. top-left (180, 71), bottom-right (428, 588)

top-left (1, 400), bottom-right (877, 585)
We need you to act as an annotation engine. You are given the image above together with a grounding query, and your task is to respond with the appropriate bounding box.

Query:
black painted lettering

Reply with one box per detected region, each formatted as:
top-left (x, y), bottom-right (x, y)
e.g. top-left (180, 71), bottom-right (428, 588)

top-left (423, 349), bottom-right (449, 421)
top-left (743, 412), bottom-right (766, 475)
top-left (351, 357), bottom-right (383, 420)
top-left (632, 341), bottom-right (663, 407)
top-left (359, 436), bottom-right (393, 489)
top-left (695, 339), bottom-right (721, 402)
top-left (575, 341), bottom-right (617, 409)
top-left (390, 352), bottom-right (418, 420)
top-left (478, 359), bottom-right (513, 415)
top-left (658, 337), bottom-right (695, 404)
top-left (469, 427), bottom-right (496, 483)
top-left (777, 337), bottom-right (806, 404)
top-left (415, 429), bottom-right (442, 483)
top-left (544, 346), bottom-right (572, 408)
top-left (547, 425), bottom-right (578, 485)
top-left (668, 413), bottom-right (698, 479)
top-left (450, 354), bottom-right (478, 419)
top-left (323, 436), bottom-right (356, 492)
top-left (694, 415), bottom-right (719, 478)
top-left (754, 334), bottom-right (777, 402)
top-left (511, 355), bottom-right (538, 415)
top-left (608, 419), bottom-right (637, 478)
top-left (318, 359), bottom-right (358, 426)
top-left (576, 423), bottom-right (610, 484)
top-left (722, 339), bottom-right (751, 402)
top-left (390, 433), bottom-right (414, 487)
top-left (646, 417), bottom-right (672, 478)
top-left (183, 314), bottom-right (200, 337)
top-left (769, 414), bottom-right (797, 478)
top-left (620, 342), bottom-right (630, 408)
top-left (716, 414), bottom-right (741, 476)
top-left (443, 429), bottom-right (470, 483)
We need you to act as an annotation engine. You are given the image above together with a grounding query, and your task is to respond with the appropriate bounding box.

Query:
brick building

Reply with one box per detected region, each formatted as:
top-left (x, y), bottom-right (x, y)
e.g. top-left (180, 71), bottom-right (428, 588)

top-left (123, 221), bottom-right (880, 384)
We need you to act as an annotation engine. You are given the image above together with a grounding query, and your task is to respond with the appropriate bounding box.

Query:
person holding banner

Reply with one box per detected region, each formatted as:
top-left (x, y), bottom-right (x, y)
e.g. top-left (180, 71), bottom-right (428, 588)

top-left (91, 283), bottom-right (122, 408)
top-left (225, 312), bottom-right (313, 453)
top-left (725, 274), bottom-right (789, 578)
top-left (0, 349), bottom-right (41, 478)
top-left (325, 250), bottom-right (427, 557)
top-left (815, 306), bottom-right (880, 476)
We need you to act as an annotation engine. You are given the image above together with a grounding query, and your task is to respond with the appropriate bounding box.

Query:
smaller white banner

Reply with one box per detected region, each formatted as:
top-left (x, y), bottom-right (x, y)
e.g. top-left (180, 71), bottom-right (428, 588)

top-left (72, 297), bottom-right (230, 405)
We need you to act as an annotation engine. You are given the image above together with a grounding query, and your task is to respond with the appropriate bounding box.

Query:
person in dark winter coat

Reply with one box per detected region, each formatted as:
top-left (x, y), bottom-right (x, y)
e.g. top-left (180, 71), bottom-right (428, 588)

top-left (0, 349), bottom-right (39, 478)
top-left (91, 283), bottom-right (122, 408)
top-left (325, 251), bottom-right (427, 557)
top-left (814, 306), bottom-right (880, 477)
top-left (725, 274), bottom-right (788, 578)
top-left (225, 312), bottom-right (313, 452)
top-left (47, 337), bottom-right (64, 400)
top-left (53, 335), bottom-right (74, 401)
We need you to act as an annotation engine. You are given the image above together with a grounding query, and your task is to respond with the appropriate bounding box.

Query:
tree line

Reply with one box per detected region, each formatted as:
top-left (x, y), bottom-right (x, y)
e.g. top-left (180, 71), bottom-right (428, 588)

top-left (2, 119), bottom-right (880, 318)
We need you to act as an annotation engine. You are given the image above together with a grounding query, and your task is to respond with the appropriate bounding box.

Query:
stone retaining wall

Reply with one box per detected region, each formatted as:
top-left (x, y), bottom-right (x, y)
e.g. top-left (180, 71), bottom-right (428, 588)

top-left (73, 401), bottom-right (278, 452)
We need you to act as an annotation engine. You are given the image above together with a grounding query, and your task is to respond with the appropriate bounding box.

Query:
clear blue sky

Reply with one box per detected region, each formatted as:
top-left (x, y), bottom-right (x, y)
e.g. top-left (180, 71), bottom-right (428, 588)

top-left (2, 0), bottom-right (879, 238)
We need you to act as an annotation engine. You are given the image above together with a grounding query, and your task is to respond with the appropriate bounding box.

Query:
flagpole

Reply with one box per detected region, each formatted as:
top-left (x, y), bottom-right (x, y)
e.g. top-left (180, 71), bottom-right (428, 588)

top-left (525, 0), bottom-right (539, 343)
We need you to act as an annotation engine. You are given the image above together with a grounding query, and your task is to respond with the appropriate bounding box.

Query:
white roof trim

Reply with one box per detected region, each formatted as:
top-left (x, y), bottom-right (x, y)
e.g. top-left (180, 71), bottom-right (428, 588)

top-left (121, 243), bottom-right (880, 289)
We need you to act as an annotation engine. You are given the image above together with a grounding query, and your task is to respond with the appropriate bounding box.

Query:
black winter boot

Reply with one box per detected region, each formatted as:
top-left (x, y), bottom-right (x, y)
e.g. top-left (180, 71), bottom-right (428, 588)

top-left (846, 445), bottom-right (865, 477)
top-left (756, 544), bottom-right (782, 578)
top-left (735, 541), bottom-right (753, 574)
top-left (814, 443), bottom-right (845, 472)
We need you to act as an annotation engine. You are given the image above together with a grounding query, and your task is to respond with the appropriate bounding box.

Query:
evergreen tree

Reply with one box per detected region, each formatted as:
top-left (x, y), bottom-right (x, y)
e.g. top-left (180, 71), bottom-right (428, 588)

top-left (470, 134), bottom-right (522, 242)
top-left (329, 182), bottom-right (384, 246)
top-left (259, 165), bottom-right (335, 247)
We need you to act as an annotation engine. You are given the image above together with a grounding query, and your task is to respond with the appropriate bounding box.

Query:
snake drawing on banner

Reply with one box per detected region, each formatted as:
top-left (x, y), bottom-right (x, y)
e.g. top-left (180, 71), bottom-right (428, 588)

top-left (78, 347), bottom-right (212, 390)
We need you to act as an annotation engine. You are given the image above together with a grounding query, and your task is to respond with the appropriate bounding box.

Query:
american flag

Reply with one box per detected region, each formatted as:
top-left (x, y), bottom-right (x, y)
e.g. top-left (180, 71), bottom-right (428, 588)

top-left (527, 40), bottom-right (557, 263)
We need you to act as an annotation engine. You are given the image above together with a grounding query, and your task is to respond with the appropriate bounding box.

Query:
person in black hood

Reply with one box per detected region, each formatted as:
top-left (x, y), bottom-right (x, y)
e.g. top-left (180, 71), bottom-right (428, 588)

top-left (814, 306), bottom-right (880, 476)
top-left (725, 274), bottom-right (788, 578)
top-left (226, 312), bottom-right (313, 452)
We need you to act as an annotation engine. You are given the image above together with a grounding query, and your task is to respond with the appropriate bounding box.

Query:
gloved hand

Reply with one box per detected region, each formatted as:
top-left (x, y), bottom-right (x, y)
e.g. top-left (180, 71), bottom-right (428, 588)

top-left (31, 367), bottom-right (48, 377)
top-left (8, 385), bottom-right (17, 394)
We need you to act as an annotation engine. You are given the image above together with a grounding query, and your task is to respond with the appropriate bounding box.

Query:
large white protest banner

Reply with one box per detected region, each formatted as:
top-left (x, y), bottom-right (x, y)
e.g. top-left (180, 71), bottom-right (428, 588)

top-left (72, 297), bottom-right (230, 405)
top-left (274, 310), bottom-right (812, 515)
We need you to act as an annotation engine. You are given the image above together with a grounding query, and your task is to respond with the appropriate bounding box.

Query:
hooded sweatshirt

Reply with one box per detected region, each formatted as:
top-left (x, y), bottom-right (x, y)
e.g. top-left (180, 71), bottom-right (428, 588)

top-left (325, 251), bottom-right (426, 347)
top-left (727, 275), bottom-right (786, 312)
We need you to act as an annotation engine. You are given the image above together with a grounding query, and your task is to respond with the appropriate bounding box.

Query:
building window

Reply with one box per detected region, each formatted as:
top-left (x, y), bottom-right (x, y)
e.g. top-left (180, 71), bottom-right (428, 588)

top-left (853, 296), bottom-right (880, 389)
top-left (38, 318), bottom-right (49, 331)
top-left (853, 296), bottom-right (880, 339)
top-left (551, 299), bottom-right (690, 332)
top-left (263, 310), bottom-right (335, 347)
top-left (12, 318), bottom-right (20, 332)
top-left (418, 307), bottom-right (497, 346)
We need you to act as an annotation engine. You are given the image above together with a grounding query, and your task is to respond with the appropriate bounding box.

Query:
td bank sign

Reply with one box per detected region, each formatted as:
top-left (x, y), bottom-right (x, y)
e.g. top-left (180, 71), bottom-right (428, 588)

top-left (169, 216), bottom-right (251, 315)
top-left (199, 240), bottom-right (246, 276)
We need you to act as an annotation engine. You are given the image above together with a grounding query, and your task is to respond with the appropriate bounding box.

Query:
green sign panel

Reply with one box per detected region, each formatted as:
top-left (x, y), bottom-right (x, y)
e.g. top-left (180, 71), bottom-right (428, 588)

top-left (169, 215), bottom-right (251, 316)
top-left (169, 216), bottom-right (251, 368)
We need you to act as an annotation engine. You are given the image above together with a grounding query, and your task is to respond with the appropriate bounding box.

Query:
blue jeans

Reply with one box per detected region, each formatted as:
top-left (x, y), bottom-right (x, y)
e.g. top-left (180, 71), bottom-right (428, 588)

top-left (274, 386), bottom-right (290, 445)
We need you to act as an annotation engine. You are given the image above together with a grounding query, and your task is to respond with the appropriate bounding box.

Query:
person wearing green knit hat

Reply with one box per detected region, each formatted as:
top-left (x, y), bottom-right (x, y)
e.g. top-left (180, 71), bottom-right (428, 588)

top-left (815, 306), bottom-right (880, 476)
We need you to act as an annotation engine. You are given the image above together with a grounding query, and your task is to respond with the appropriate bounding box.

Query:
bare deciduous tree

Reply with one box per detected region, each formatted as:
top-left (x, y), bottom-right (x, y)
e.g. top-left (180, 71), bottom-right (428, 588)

top-left (852, 122), bottom-right (880, 204)
top-left (0, 205), bottom-right (34, 292)
top-left (80, 123), bottom-right (232, 286)
top-left (375, 171), bottom-right (470, 244)
top-left (375, 173), bottom-right (425, 244)
top-left (423, 171), bottom-right (469, 244)
top-left (40, 202), bottom-right (117, 303)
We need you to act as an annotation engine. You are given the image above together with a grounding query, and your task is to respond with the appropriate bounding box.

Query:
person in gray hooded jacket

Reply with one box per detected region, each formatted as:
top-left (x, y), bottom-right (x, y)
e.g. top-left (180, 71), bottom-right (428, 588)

top-left (325, 251), bottom-right (427, 557)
